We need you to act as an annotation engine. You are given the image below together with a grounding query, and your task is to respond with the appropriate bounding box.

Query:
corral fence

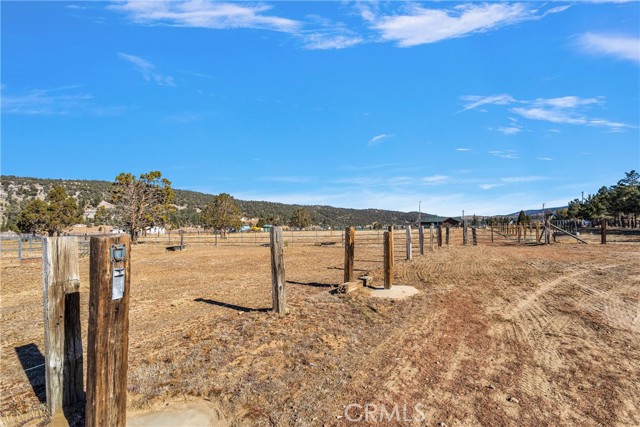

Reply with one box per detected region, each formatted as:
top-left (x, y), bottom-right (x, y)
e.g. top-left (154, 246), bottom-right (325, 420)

top-left (0, 234), bottom-right (90, 262)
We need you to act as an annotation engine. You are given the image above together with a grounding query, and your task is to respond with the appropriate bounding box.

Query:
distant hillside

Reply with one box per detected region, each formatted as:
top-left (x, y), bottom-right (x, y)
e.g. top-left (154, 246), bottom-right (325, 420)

top-left (0, 175), bottom-right (423, 228)
top-left (506, 207), bottom-right (568, 217)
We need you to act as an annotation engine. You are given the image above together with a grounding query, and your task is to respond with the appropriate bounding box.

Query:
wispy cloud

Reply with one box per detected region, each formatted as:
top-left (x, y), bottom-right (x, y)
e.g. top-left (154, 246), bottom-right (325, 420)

top-left (110, 1), bottom-right (301, 33)
top-left (302, 33), bottom-right (364, 50)
top-left (118, 53), bottom-right (175, 86)
top-left (489, 150), bottom-right (518, 159)
top-left (537, 156), bottom-right (554, 161)
top-left (497, 126), bottom-right (522, 135)
top-left (456, 148), bottom-right (472, 152)
top-left (578, 33), bottom-right (640, 63)
top-left (461, 93), bottom-right (633, 132)
top-left (368, 133), bottom-right (393, 146)
top-left (366, 3), bottom-right (566, 47)
top-left (422, 175), bottom-right (449, 184)
top-left (479, 183), bottom-right (501, 190)
top-left (459, 94), bottom-right (515, 112)
top-left (1, 86), bottom-right (93, 115)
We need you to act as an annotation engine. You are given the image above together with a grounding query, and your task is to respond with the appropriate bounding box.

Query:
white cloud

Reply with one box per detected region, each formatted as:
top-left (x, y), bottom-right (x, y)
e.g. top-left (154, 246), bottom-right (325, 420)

top-left (302, 33), bottom-right (364, 50)
top-left (111, 1), bottom-right (301, 33)
top-left (368, 133), bottom-right (392, 146)
top-left (578, 33), bottom-right (640, 63)
top-left (459, 94), bottom-right (516, 112)
top-left (511, 106), bottom-right (632, 130)
top-left (456, 148), bottom-right (472, 152)
top-left (368, 3), bottom-right (564, 47)
top-left (118, 53), bottom-right (175, 86)
top-left (1, 86), bottom-right (93, 115)
top-left (422, 175), bottom-right (449, 184)
top-left (479, 183), bottom-right (501, 190)
top-left (537, 157), bottom-right (554, 161)
top-left (532, 96), bottom-right (602, 109)
top-left (497, 126), bottom-right (522, 135)
top-left (489, 150), bottom-right (518, 159)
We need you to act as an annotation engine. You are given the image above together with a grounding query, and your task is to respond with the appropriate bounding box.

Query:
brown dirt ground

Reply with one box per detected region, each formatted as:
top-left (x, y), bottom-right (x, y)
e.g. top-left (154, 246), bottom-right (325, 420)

top-left (1, 230), bottom-right (639, 426)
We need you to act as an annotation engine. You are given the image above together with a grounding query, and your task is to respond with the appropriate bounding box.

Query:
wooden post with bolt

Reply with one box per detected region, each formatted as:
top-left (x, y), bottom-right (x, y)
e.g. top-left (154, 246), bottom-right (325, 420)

top-left (430, 224), bottom-right (434, 251)
top-left (42, 237), bottom-right (84, 416)
top-left (384, 230), bottom-right (393, 289)
top-left (344, 226), bottom-right (355, 282)
top-left (86, 235), bottom-right (131, 427)
top-left (270, 226), bottom-right (286, 315)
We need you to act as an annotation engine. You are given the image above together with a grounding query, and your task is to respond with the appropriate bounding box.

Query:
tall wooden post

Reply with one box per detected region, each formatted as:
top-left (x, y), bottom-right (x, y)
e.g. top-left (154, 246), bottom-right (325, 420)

top-left (472, 227), bottom-right (477, 245)
top-left (344, 227), bottom-right (355, 282)
top-left (18, 238), bottom-right (23, 262)
top-left (86, 235), bottom-right (131, 427)
top-left (42, 237), bottom-right (83, 415)
top-left (419, 225), bottom-right (424, 255)
top-left (383, 231), bottom-right (393, 289)
top-left (429, 224), bottom-right (434, 251)
top-left (463, 223), bottom-right (468, 245)
top-left (405, 226), bottom-right (412, 260)
top-left (545, 216), bottom-right (551, 245)
top-left (445, 226), bottom-right (450, 246)
top-left (270, 226), bottom-right (286, 315)
top-left (536, 222), bottom-right (540, 242)
top-left (437, 225), bottom-right (443, 247)
top-left (179, 230), bottom-right (184, 247)
top-left (601, 219), bottom-right (607, 244)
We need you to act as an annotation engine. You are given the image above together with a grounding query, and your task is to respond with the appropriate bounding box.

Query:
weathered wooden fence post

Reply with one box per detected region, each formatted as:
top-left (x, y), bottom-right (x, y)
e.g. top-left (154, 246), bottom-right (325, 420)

top-left (445, 226), bottom-right (450, 246)
top-left (601, 219), bottom-right (607, 244)
top-left (419, 225), bottom-right (424, 255)
top-left (405, 226), bottom-right (412, 260)
top-left (429, 224), bottom-right (434, 251)
top-left (344, 227), bottom-right (355, 282)
top-left (536, 222), bottom-right (540, 242)
top-left (42, 237), bottom-right (83, 416)
top-left (472, 227), bottom-right (477, 245)
top-left (270, 226), bottom-right (286, 315)
top-left (86, 235), bottom-right (131, 427)
top-left (545, 216), bottom-right (551, 245)
top-left (437, 225), bottom-right (443, 247)
top-left (383, 230), bottom-right (393, 289)
top-left (517, 224), bottom-right (522, 243)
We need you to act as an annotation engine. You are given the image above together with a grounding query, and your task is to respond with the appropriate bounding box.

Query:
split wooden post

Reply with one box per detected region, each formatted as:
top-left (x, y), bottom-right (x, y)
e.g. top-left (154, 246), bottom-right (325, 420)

top-left (42, 237), bottom-right (83, 416)
top-left (437, 225), bottom-right (443, 247)
top-left (445, 226), bottom-right (450, 246)
top-left (86, 235), bottom-right (131, 427)
top-left (472, 227), bottom-right (477, 245)
top-left (344, 226), bottom-right (355, 282)
top-left (601, 219), bottom-right (607, 244)
top-left (383, 230), bottom-right (393, 289)
top-left (419, 225), bottom-right (424, 255)
top-left (429, 225), bottom-right (434, 251)
top-left (405, 226), bottom-right (412, 260)
top-left (270, 226), bottom-right (286, 315)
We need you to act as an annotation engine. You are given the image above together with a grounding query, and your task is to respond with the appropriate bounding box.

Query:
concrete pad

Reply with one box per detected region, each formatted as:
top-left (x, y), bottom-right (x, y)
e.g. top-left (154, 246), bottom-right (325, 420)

top-left (127, 400), bottom-right (229, 427)
top-left (365, 285), bottom-right (419, 300)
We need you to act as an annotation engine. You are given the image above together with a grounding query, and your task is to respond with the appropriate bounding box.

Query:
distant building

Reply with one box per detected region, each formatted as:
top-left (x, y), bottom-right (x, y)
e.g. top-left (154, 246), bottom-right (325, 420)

top-left (146, 226), bottom-right (166, 234)
top-left (419, 216), bottom-right (461, 227)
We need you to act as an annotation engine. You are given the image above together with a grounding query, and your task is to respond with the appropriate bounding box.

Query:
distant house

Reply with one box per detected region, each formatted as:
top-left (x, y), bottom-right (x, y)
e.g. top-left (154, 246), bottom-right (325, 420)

top-left (147, 226), bottom-right (166, 234)
top-left (419, 216), bottom-right (461, 227)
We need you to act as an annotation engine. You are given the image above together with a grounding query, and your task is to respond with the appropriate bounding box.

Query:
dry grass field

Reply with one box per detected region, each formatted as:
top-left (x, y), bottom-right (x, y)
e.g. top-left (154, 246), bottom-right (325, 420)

top-left (1, 230), bottom-right (639, 426)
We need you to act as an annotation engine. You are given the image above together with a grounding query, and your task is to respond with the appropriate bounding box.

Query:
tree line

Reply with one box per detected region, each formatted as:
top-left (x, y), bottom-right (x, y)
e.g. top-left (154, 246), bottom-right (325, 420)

top-left (9, 171), bottom-right (319, 242)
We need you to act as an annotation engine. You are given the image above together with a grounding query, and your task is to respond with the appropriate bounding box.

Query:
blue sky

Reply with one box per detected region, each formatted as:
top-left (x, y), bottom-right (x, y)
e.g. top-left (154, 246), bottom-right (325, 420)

top-left (1, 1), bottom-right (639, 216)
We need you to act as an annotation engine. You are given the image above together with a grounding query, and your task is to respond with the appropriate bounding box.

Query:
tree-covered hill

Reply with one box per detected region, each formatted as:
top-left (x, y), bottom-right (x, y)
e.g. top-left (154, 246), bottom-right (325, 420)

top-left (0, 175), bottom-right (422, 229)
